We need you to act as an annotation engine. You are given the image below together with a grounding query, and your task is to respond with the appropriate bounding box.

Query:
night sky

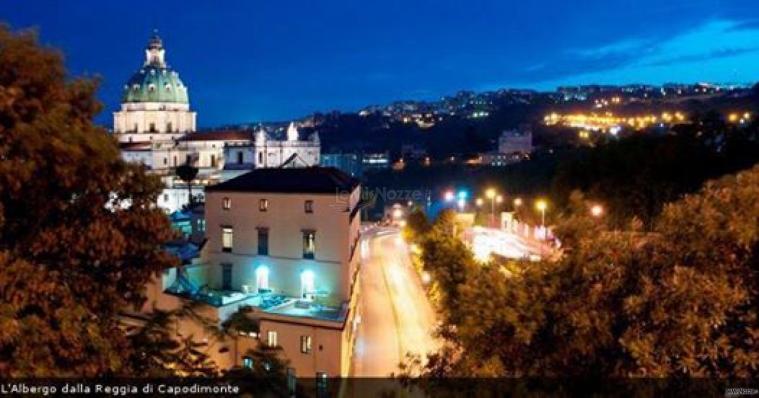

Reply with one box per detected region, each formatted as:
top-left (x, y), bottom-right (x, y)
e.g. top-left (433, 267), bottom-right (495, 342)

top-left (4, 0), bottom-right (759, 127)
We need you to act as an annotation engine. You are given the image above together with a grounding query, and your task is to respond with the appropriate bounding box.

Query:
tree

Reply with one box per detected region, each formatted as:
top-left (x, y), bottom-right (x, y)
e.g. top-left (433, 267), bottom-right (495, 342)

top-left (175, 163), bottom-right (199, 206)
top-left (403, 209), bottom-right (431, 242)
top-left (418, 210), bottom-right (477, 325)
top-left (0, 26), bottom-right (178, 376)
top-left (414, 165), bottom-right (759, 378)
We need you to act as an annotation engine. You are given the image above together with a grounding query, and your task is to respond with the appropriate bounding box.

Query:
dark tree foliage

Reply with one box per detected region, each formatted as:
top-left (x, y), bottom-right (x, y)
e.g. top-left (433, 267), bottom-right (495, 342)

top-left (411, 167), bottom-right (759, 377)
top-left (403, 209), bottom-right (431, 242)
top-left (0, 26), bottom-right (179, 376)
top-left (552, 116), bottom-right (759, 228)
top-left (175, 164), bottom-right (199, 206)
top-left (224, 346), bottom-right (292, 396)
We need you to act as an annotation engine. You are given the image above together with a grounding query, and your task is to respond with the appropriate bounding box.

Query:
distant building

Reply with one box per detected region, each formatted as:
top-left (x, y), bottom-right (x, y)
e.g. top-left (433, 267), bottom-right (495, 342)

top-left (361, 152), bottom-right (390, 172)
top-left (113, 33), bottom-right (195, 144)
top-left (142, 167), bottom-right (364, 377)
top-left (400, 144), bottom-right (427, 160)
top-left (479, 151), bottom-right (528, 167)
top-left (222, 123), bottom-right (320, 180)
top-left (320, 153), bottom-right (363, 177)
top-left (114, 34), bottom-right (320, 212)
top-left (498, 128), bottom-right (533, 155)
top-left (477, 127), bottom-right (533, 167)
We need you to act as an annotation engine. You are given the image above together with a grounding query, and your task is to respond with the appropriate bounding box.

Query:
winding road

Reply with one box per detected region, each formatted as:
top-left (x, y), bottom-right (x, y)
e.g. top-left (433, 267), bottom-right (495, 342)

top-left (351, 227), bottom-right (439, 377)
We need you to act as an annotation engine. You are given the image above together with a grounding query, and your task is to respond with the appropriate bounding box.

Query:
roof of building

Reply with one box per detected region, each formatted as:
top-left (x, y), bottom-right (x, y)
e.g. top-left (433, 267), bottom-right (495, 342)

top-left (206, 167), bottom-right (360, 194)
top-left (177, 130), bottom-right (254, 142)
top-left (122, 34), bottom-right (189, 104)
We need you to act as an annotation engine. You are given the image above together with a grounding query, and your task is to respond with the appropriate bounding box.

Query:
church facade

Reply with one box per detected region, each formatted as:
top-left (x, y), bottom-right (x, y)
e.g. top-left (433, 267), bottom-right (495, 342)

top-left (115, 34), bottom-right (320, 212)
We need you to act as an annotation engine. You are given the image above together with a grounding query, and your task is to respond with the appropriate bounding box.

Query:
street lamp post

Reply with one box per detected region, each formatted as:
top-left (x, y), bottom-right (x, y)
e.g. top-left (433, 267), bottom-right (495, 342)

top-left (535, 199), bottom-right (547, 233)
top-left (486, 188), bottom-right (496, 227)
top-left (535, 199), bottom-right (548, 258)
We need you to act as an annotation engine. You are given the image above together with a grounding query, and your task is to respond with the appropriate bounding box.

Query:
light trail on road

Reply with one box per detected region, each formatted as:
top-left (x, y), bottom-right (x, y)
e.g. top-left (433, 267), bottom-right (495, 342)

top-left (351, 227), bottom-right (439, 377)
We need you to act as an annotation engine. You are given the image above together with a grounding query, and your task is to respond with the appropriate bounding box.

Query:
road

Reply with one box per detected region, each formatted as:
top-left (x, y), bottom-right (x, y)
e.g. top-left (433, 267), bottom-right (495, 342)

top-left (351, 227), bottom-right (439, 377)
top-left (466, 225), bottom-right (551, 261)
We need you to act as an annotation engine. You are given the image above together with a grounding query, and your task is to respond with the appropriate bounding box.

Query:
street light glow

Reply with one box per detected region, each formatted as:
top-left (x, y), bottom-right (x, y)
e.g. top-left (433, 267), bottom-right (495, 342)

top-left (476, 198), bottom-right (483, 207)
top-left (496, 195), bottom-right (503, 204)
top-left (513, 197), bottom-right (523, 207)
top-left (421, 271), bottom-right (431, 284)
top-left (485, 188), bottom-right (496, 199)
top-left (591, 204), bottom-right (604, 217)
top-left (444, 190), bottom-right (455, 202)
top-left (535, 199), bottom-right (547, 212)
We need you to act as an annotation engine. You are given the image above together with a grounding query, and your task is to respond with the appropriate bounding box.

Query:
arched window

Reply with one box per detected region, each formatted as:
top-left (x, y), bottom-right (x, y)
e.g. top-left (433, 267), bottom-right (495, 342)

top-left (258, 152), bottom-right (263, 164)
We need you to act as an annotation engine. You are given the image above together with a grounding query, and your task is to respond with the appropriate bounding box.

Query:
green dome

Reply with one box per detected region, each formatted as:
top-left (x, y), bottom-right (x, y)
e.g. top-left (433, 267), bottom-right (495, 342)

top-left (121, 34), bottom-right (189, 104)
top-left (122, 65), bottom-right (189, 103)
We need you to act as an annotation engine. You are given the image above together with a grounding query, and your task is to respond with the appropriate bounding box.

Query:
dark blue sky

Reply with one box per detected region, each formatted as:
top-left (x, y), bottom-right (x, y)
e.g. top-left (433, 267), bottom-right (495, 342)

top-left (4, 0), bottom-right (759, 127)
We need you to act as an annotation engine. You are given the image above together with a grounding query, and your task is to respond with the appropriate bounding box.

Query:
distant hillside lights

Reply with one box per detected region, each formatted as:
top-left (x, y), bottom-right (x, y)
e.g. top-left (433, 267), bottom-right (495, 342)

top-left (544, 111), bottom-right (688, 132)
top-left (545, 110), bottom-right (751, 132)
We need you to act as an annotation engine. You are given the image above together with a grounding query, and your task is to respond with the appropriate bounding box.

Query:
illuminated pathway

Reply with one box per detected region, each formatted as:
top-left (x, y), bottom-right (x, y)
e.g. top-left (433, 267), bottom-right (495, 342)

top-left (351, 227), bottom-right (439, 377)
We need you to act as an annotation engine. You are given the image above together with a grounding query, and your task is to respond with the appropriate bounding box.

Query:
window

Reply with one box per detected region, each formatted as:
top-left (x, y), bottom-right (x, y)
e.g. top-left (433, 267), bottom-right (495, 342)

top-left (222, 197), bottom-right (231, 210)
top-left (237, 151), bottom-right (244, 164)
top-left (163, 157), bottom-right (168, 166)
top-left (316, 373), bottom-right (328, 393)
top-left (259, 199), bottom-right (269, 212)
top-left (305, 200), bottom-right (314, 213)
top-left (300, 336), bottom-right (312, 354)
top-left (166, 122), bottom-right (172, 132)
top-left (149, 122), bottom-right (156, 132)
top-left (242, 356), bottom-right (253, 369)
top-left (221, 263), bottom-right (233, 291)
top-left (173, 156), bottom-right (177, 167)
top-left (257, 228), bottom-right (269, 255)
top-left (211, 154), bottom-right (217, 168)
top-left (303, 231), bottom-right (315, 259)
top-left (133, 123), bottom-right (138, 132)
top-left (258, 152), bottom-right (263, 164)
top-left (287, 368), bottom-right (296, 395)
top-left (222, 227), bottom-right (233, 252)
top-left (163, 193), bottom-right (168, 202)
top-left (267, 330), bottom-right (277, 347)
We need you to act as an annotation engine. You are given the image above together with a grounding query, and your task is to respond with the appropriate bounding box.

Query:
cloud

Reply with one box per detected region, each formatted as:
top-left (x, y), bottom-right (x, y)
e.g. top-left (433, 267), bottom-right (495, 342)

top-left (566, 38), bottom-right (654, 60)
top-left (524, 19), bottom-right (759, 88)
top-left (641, 47), bottom-right (759, 67)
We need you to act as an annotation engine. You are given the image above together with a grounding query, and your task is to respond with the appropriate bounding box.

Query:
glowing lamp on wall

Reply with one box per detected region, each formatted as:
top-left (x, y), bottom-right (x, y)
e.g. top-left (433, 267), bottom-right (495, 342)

top-left (300, 270), bottom-right (315, 299)
top-left (256, 266), bottom-right (269, 291)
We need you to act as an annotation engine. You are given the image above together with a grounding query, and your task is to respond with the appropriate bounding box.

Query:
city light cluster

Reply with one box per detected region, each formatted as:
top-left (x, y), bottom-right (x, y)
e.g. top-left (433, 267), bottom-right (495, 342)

top-left (543, 111), bottom-right (687, 132)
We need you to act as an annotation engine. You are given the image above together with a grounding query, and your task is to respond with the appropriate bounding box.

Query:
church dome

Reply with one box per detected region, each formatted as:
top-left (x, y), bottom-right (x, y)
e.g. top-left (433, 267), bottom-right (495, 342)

top-left (121, 33), bottom-right (189, 104)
